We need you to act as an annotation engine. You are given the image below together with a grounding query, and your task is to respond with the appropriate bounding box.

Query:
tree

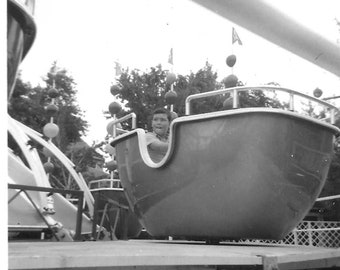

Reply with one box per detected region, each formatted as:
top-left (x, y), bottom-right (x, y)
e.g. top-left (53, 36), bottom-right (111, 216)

top-left (9, 63), bottom-right (88, 151)
top-left (8, 63), bottom-right (105, 188)
top-left (112, 62), bottom-right (222, 129)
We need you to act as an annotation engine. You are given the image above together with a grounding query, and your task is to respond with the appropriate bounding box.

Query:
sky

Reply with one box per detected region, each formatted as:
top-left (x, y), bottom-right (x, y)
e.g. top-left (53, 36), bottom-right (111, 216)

top-left (17, 0), bottom-right (340, 143)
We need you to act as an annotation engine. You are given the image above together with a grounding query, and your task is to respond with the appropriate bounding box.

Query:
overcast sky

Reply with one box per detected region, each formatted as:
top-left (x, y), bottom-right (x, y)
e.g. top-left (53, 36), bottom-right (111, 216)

top-left (18, 0), bottom-right (340, 143)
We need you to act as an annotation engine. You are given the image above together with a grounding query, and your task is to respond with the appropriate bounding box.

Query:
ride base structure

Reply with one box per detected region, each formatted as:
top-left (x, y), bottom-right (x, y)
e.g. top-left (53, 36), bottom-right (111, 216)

top-left (8, 239), bottom-right (340, 270)
top-left (8, 86), bottom-right (340, 270)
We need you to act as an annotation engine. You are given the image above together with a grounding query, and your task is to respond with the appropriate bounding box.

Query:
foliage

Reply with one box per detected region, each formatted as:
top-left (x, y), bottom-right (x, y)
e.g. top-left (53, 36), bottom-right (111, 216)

top-left (8, 75), bottom-right (47, 131)
top-left (9, 64), bottom-right (88, 151)
top-left (112, 65), bottom-right (168, 130)
top-left (113, 62), bottom-right (287, 130)
top-left (8, 63), bottom-right (105, 188)
top-left (113, 62), bottom-right (224, 128)
top-left (46, 141), bottom-right (108, 190)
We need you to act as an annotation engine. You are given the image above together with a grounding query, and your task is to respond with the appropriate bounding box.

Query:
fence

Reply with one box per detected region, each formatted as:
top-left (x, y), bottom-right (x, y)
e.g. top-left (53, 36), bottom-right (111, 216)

top-left (238, 221), bottom-right (340, 248)
top-left (8, 183), bottom-right (84, 241)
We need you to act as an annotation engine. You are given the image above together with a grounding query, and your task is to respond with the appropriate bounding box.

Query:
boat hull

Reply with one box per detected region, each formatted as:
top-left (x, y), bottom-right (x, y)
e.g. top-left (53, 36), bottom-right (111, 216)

top-left (113, 109), bottom-right (338, 241)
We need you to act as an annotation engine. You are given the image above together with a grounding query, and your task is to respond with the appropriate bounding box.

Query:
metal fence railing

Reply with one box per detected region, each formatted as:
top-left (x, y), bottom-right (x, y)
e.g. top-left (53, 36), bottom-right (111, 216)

top-left (235, 221), bottom-right (340, 248)
top-left (8, 183), bottom-right (84, 241)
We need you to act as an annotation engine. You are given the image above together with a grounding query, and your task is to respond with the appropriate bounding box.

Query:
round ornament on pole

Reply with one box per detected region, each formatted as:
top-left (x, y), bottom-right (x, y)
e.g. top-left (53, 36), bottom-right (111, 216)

top-left (43, 161), bottom-right (54, 173)
top-left (313, 87), bottom-right (323, 98)
top-left (48, 88), bottom-right (59, 98)
top-left (42, 147), bottom-right (54, 158)
top-left (223, 74), bottom-right (238, 88)
top-left (105, 160), bottom-right (117, 171)
top-left (166, 72), bottom-right (176, 84)
top-left (226, 54), bottom-right (237, 67)
top-left (170, 111), bottom-right (178, 120)
top-left (108, 101), bottom-right (122, 115)
top-left (165, 90), bottom-right (178, 105)
top-left (45, 104), bottom-right (59, 116)
top-left (110, 85), bottom-right (120, 96)
top-left (43, 123), bottom-right (59, 138)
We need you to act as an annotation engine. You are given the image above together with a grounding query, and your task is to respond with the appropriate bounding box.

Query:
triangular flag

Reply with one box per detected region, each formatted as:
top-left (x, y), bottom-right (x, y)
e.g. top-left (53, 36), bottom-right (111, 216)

top-left (168, 48), bottom-right (173, 65)
top-left (114, 61), bottom-right (122, 76)
top-left (232, 27), bottom-right (242, 45)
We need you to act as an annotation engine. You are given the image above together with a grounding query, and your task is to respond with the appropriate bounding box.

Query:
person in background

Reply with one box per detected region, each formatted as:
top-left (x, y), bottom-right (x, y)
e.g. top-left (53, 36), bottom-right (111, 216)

top-left (145, 108), bottom-right (171, 162)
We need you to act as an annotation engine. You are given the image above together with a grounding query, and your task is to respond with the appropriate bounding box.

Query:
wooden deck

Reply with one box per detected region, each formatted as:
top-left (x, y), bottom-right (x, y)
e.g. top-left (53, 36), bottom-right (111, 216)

top-left (8, 240), bottom-right (340, 270)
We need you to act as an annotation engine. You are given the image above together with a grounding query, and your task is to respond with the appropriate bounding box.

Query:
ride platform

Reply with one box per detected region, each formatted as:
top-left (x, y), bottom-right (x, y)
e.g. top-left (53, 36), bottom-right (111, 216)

top-left (8, 239), bottom-right (340, 270)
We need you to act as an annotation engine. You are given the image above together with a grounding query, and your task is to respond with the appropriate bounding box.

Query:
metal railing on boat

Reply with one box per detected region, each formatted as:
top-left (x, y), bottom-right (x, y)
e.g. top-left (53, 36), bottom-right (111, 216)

top-left (185, 86), bottom-right (339, 124)
top-left (108, 112), bottom-right (136, 137)
top-left (88, 179), bottom-right (123, 191)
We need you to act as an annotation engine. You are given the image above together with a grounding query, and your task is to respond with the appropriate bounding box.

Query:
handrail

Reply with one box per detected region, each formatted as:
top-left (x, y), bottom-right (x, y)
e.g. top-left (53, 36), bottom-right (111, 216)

top-left (316, 194), bottom-right (340, 202)
top-left (185, 86), bottom-right (339, 124)
top-left (8, 183), bottom-right (84, 241)
top-left (108, 113), bottom-right (136, 137)
top-left (88, 179), bottom-right (123, 190)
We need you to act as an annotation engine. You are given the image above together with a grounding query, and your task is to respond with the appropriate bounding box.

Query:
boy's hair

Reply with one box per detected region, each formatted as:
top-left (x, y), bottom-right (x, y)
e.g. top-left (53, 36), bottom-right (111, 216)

top-left (152, 107), bottom-right (171, 122)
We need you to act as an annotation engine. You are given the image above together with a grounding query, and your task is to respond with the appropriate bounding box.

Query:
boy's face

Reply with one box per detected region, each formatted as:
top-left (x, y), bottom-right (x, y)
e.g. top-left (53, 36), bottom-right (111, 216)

top-left (152, 113), bottom-right (170, 137)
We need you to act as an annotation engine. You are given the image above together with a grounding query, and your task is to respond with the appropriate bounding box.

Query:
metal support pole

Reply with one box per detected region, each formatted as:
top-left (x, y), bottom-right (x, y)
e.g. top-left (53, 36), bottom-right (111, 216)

top-left (22, 190), bottom-right (60, 241)
top-left (97, 203), bottom-right (109, 240)
top-left (74, 191), bottom-right (84, 241)
top-left (91, 191), bottom-right (100, 240)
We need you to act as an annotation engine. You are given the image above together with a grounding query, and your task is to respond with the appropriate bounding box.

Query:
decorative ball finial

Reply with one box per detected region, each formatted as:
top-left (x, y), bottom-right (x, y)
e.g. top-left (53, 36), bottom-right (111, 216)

top-left (226, 55), bottom-right (237, 67)
top-left (108, 101), bottom-right (122, 115)
top-left (105, 160), bottom-right (117, 171)
top-left (45, 104), bottom-right (59, 116)
top-left (42, 147), bottom-right (54, 158)
top-left (48, 88), bottom-right (59, 98)
top-left (165, 90), bottom-right (178, 105)
top-left (43, 123), bottom-right (59, 138)
top-left (313, 87), bottom-right (323, 98)
top-left (110, 85), bottom-right (120, 96)
top-left (170, 111), bottom-right (178, 120)
top-left (223, 74), bottom-right (238, 88)
top-left (166, 72), bottom-right (176, 84)
top-left (43, 161), bottom-right (55, 173)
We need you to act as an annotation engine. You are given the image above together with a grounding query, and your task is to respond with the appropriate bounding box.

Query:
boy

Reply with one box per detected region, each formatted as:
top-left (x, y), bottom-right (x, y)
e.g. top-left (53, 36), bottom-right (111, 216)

top-left (145, 108), bottom-right (171, 162)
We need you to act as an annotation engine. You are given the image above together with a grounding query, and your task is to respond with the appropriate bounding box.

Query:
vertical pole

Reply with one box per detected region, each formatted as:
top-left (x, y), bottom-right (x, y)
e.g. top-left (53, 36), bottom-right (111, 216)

top-left (74, 191), bottom-right (84, 241)
top-left (293, 230), bottom-right (298, 245)
top-left (232, 88), bottom-right (238, 108)
top-left (113, 114), bottom-right (117, 137)
top-left (308, 222), bottom-right (313, 246)
top-left (170, 84), bottom-right (174, 112)
top-left (91, 191), bottom-right (100, 240)
top-left (97, 203), bottom-right (109, 240)
top-left (289, 93), bottom-right (294, 111)
top-left (330, 108), bottom-right (335, 124)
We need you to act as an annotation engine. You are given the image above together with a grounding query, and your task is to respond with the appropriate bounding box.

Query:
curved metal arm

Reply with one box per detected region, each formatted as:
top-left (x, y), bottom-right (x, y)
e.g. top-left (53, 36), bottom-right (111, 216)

top-left (185, 86), bottom-right (339, 124)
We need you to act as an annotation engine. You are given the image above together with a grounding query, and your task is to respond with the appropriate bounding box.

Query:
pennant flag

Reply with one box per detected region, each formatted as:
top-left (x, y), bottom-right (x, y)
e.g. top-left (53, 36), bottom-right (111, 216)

top-left (114, 61), bottom-right (122, 76)
top-left (232, 27), bottom-right (242, 45)
top-left (168, 48), bottom-right (173, 65)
